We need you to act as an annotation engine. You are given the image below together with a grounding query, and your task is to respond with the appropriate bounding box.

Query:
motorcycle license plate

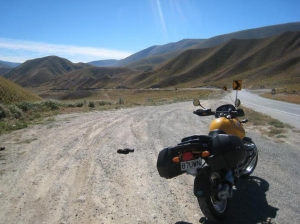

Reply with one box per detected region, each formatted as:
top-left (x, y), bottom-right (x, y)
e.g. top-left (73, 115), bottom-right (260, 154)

top-left (181, 158), bottom-right (202, 171)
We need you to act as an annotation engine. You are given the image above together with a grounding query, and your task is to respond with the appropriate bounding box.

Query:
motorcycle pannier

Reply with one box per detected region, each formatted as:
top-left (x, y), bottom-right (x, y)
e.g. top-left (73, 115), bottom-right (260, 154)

top-left (157, 143), bottom-right (202, 179)
top-left (206, 134), bottom-right (247, 170)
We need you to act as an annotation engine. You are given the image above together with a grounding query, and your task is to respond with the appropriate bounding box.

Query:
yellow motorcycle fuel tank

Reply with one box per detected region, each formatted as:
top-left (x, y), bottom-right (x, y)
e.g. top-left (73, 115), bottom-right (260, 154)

top-left (209, 117), bottom-right (245, 139)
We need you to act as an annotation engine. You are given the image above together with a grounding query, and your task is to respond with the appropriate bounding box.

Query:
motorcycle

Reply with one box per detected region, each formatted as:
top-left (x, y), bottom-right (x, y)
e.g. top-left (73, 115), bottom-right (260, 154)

top-left (156, 89), bottom-right (258, 221)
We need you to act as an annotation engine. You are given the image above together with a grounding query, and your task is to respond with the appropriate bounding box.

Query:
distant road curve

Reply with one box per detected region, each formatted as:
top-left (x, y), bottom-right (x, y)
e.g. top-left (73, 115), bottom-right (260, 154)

top-left (236, 89), bottom-right (300, 129)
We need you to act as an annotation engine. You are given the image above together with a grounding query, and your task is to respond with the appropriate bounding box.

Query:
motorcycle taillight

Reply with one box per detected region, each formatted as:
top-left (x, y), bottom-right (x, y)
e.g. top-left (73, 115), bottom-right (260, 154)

top-left (182, 152), bottom-right (194, 161)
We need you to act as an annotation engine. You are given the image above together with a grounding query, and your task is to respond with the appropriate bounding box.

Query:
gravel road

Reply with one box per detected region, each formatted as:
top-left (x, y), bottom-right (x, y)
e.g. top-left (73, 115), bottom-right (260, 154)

top-left (0, 102), bottom-right (299, 224)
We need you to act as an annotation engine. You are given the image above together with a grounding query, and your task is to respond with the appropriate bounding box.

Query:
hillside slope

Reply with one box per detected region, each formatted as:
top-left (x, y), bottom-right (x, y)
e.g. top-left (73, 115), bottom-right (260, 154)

top-left (4, 56), bottom-right (93, 87)
top-left (0, 76), bottom-right (42, 104)
top-left (44, 66), bottom-right (139, 90)
top-left (125, 31), bottom-right (300, 89)
top-left (4, 56), bottom-right (139, 89)
top-left (115, 39), bottom-right (205, 67)
top-left (0, 63), bottom-right (12, 76)
top-left (88, 59), bottom-right (119, 67)
top-left (119, 22), bottom-right (300, 70)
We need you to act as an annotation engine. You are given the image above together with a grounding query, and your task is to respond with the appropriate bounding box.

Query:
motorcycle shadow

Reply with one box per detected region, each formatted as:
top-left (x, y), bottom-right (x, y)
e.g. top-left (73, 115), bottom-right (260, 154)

top-left (199, 176), bottom-right (279, 224)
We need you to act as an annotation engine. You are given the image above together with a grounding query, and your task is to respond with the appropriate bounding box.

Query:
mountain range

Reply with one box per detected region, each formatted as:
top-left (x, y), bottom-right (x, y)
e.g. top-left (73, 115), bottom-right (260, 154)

top-left (1, 22), bottom-right (300, 92)
top-left (93, 21), bottom-right (300, 70)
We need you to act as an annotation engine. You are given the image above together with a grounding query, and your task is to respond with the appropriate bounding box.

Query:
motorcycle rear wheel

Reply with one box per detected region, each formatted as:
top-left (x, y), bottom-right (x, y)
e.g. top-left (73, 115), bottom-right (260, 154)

top-left (195, 167), bottom-right (229, 221)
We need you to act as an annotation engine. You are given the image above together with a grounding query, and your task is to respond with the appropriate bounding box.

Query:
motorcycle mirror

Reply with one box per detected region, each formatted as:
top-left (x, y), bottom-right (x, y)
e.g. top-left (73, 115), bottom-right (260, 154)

top-left (193, 99), bottom-right (200, 106)
top-left (235, 99), bottom-right (241, 107)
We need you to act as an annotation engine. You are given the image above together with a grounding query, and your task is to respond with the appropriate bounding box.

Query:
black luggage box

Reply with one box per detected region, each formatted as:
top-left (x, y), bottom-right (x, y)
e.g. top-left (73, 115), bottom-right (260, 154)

top-left (157, 143), bottom-right (201, 179)
top-left (206, 134), bottom-right (247, 170)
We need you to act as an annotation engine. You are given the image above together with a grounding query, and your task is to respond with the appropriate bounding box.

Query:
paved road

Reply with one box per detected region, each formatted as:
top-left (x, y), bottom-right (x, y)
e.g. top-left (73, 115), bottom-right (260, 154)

top-left (235, 89), bottom-right (300, 129)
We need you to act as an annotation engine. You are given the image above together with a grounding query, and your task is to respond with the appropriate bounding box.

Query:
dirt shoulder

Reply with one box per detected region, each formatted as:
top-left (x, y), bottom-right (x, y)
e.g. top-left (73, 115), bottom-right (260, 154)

top-left (0, 103), bottom-right (207, 224)
top-left (0, 102), bottom-right (299, 223)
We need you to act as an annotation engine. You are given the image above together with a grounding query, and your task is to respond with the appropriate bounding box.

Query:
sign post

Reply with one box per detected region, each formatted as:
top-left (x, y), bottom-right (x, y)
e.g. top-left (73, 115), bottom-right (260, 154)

top-left (233, 80), bottom-right (242, 102)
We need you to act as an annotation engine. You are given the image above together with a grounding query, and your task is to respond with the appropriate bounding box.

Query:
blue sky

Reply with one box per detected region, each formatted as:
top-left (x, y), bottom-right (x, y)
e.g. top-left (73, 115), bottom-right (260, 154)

top-left (0, 0), bottom-right (299, 63)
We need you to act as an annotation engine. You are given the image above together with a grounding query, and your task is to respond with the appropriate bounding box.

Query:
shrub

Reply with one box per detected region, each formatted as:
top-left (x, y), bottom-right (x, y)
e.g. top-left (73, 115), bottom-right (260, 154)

top-left (0, 104), bottom-right (11, 120)
top-left (42, 100), bottom-right (61, 110)
top-left (8, 104), bottom-right (23, 119)
top-left (67, 103), bottom-right (75, 108)
top-left (99, 100), bottom-right (112, 106)
top-left (88, 101), bottom-right (95, 108)
top-left (75, 102), bottom-right (84, 107)
top-left (67, 102), bottom-right (84, 107)
top-left (118, 97), bottom-right (125, 105)
top-left (16, 101), bottom-right (36, 112)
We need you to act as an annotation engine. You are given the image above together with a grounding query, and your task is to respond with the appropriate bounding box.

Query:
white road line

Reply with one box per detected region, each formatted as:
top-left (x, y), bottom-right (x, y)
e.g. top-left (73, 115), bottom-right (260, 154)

top-left (242, 101), bottom-right (300, 118)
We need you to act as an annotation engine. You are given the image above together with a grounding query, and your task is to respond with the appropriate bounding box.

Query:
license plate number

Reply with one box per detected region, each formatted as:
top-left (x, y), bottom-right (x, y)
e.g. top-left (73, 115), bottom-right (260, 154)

top-left (181, 158), bottom-right (202, 171)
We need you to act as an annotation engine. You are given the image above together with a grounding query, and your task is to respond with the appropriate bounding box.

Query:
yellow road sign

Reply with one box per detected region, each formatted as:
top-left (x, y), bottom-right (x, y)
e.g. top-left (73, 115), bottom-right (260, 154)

top-left (233, 80), bottom-right (242, 90)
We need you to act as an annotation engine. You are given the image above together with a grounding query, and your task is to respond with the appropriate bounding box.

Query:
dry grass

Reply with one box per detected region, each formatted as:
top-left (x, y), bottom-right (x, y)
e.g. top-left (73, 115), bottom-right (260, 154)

top-left (262, 92), bottom-right (300, 104)
top-left (38, 88), bottom-right (211, 107)
top-left (241, 106), bottom-right (290, 138)
top-left (0, 89), bottom-right (211, 135)
top-left (0, 76), bottom-right (42, 104)
top-left (0, 87), bottom-right (295, 139)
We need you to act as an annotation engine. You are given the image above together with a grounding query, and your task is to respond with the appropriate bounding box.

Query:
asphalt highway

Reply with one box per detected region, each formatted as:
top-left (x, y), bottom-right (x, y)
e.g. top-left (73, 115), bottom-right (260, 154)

top-left (235, 89), bottom-right (300, 129)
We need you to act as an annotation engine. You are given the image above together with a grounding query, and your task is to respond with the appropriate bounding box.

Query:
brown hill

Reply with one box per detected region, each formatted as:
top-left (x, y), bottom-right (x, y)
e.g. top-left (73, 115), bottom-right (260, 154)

top-left (4, 56), bottom-right (93, 87)
top-left (44, 66), bottom-right (139, 90)
top-left (119, 22), bottom-right (300, 71)
top-left (3, 25), bottom-right (300, 92)
top-left (4, 55), bottom-right (139, 90)
top-left (124, 31), bottom-right (300, 90)
top-left (0, 64), bottom-right (11, 76)
top-left (0, 76), bottom-right (42, 104)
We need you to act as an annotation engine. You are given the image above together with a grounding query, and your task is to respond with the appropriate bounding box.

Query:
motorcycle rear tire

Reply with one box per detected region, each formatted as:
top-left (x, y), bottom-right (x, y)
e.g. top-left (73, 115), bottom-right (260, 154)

top-left (195, 167), bottom-right (229, 221)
